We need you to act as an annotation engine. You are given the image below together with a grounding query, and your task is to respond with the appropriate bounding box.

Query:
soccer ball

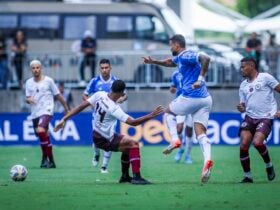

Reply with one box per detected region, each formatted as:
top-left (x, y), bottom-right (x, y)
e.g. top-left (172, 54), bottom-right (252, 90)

top-left (10, 165), bottom-right (28, 182)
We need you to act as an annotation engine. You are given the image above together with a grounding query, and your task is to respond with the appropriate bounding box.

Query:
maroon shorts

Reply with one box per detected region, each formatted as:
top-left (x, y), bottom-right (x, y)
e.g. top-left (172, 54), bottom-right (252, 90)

top-left (239, 115), bottom-right (273, 138)
top-left (32, 115), bottom-right (52, 136)
top-left (92, 131), bottom-right (124, 152)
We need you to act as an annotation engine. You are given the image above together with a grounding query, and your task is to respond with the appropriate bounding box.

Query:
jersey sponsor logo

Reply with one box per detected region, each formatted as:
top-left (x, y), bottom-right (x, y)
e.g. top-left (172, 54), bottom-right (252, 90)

top-left (241, 122), bottom-right (248, 128)
top-left (255, 83), bottom-right (261, 90)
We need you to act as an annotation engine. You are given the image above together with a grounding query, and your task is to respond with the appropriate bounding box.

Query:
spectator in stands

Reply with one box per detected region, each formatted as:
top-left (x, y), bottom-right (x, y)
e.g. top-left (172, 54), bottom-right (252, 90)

top-left (245, 32), bottom-right (262, 69)
top-left (0, 31), bottom-right (9, 89)
top-left (264, 34), bottom-right (280, 79)
top-left (79, 30), bottom-right (97, 85)
top-left (55, 82), bottom-right (74, 113)
top-left (11, 30), bottom-right (27, 89)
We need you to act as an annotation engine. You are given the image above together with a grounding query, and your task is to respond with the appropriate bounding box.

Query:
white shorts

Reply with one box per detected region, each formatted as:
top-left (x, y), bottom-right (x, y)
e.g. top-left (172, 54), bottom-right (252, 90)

top-left (169, 95), bottom-right (212, 128)
top-left (184, 114), bottom-right (193, 127)
top-left (176, 115), bottom-right (185, 124)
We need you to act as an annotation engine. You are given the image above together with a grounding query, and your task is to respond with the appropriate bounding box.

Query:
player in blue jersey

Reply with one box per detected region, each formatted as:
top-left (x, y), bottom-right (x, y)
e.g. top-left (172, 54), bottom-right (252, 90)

top-left (143, 34), bottom-right (213, 183)
top-left (170, 70), bottom-right (194, 164)
top-left (83, 58), bottom-right (127, 173)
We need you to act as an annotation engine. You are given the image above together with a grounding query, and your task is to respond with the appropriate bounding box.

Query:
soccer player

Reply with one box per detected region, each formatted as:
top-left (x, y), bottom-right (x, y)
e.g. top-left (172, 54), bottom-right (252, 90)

top-left (237, 57), bottom-right (280, 183)
top-left (169, 70), bottom-right (193, 164)
top-left (54, 80), bottom-right (163, 184)
top-left (25, 60), bottom-right (70, 168)
top-left (142, 34), bottom-right (213, 183)
top-left (83, 58), bottom-right (126, 173)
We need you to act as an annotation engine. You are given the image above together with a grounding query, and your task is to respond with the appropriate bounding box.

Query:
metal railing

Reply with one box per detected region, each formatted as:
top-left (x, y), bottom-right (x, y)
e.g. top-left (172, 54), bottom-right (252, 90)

top-left (1, 50), bottom-right (247, 89)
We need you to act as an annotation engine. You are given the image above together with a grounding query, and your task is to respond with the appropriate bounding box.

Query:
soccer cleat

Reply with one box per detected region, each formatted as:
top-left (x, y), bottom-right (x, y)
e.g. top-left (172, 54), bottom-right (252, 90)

top-left (100, 166), bottom-right (108, 174)
top-left (266, 166), bottom-right (275, 181)
top-left (240, 177), bottom-right (253, 183)
top-left (163, 140), bottom-right (181, 155)
top-left (47, 162), bottom-right (56, 169)
top-left (40, 156), bottom-right (49, 168)
top-left (131, 177), bottom-right (152, 185)
top-left (185, 156), bottom-right (193, 164)
top-left (119, 175), bottom-right (132, 183)
top-left (201, 160), bottom-right (214, 183)
top-left (92, 155), bottom-right (100, 167)
top-left (174, 148), bottom-right (184, 163)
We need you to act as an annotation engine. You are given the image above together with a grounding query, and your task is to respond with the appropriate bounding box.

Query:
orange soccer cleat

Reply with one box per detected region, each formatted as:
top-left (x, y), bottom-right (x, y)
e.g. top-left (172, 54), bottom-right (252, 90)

top-left (162, 139), bottom-right (181, 155)
top-left (201, 160), bottom-right (214, 183)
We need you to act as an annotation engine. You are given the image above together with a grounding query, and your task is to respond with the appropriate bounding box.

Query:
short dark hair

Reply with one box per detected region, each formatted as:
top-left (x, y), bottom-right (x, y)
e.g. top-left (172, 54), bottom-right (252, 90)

top-left (170, 34), bottom-right (186, 48)
top-left (241, 57), bottom-right (257, 68)
top-left (99, 58), bottom-right (111, 65)
top-left (111, 80), bottom-right (126, 93)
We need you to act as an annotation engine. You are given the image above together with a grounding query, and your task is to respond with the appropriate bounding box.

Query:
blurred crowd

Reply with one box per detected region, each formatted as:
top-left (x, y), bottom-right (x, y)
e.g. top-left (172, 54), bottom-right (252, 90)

top-left (0, 29), bottom-right (279, 90)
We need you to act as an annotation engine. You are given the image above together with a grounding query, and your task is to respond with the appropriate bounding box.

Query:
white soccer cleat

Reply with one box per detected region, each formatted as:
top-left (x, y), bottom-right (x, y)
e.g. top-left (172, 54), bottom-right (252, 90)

top-left (100, 167), bottom-right (108, 174)
top-left (92, 159), bottom-right (99, 167)
top-left (201, 160), bottom-right (214, 183)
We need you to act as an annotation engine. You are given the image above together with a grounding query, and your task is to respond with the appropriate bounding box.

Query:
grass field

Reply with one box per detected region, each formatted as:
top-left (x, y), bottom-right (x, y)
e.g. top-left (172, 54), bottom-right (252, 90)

top-left (0, 145), bottom-right (279, 210)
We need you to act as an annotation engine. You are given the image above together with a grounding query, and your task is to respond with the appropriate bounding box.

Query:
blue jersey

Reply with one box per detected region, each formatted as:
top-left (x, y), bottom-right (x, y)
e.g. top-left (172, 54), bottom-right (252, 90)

top-left (84, 75), bottom-right (118, 96)
top-left (172, 50), bottom-right (209, 98)
top-left (171, 70), bottom-right (183, 97)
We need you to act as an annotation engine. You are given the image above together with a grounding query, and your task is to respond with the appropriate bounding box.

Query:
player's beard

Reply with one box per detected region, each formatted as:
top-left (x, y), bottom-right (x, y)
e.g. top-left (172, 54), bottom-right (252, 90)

top-left (172, 50), bottom-right (178, 56)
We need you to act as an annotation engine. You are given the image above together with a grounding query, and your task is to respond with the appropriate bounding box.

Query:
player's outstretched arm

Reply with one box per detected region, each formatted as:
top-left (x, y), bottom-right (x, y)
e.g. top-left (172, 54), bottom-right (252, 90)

top-left (142, 56), bottom-right (176, 67)
top-left (116, 94), bottom-right (128, 104)
top-left (54, 100), bottom-right (91, 132)
top-left (125, 105), bottom-right (164, 126)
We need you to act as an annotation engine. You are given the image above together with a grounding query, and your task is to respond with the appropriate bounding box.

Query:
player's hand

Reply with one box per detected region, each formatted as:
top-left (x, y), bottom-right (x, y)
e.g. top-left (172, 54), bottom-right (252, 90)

top-left (274, 111), bottom-right (280, 119)
top-left (151, 105), bottom-right (164, 116)
top-left (169, 86), bottom-right (176, 94)
top-left (54, 119), bottom-right (65, 132)
top-left (142, 56), bottom-right (153, 64)
top-left (192, 80), bottom-right (202, 89)
top-left (64, 109), bottom-right (70, 115)
top-left (237, 103), bottom-right (246, 113)
top-left (116, 94), bottom-right (128, 104)
top-left (26, 97), bottom-right (36, 105)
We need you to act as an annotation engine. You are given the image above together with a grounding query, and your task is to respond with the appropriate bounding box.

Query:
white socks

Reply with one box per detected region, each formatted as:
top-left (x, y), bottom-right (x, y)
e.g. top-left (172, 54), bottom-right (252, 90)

top-left (102, 151), bottom-right (112, 168)
top-left (166, 113), bottom-right (179, 141)
top-left (92, 143), bottom-right (100, 156)
top-left (197, 133), bottom-right (211, 164)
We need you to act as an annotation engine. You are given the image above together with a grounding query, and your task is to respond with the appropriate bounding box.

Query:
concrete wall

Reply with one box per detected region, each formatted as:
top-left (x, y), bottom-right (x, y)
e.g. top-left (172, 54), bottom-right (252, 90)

top-left (1, 88), bottom-right (279, 113)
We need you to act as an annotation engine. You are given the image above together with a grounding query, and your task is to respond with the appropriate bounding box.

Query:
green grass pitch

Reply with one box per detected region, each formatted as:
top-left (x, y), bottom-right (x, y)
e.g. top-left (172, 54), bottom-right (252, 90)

top-left (0, 146), bottom-right (279, 210)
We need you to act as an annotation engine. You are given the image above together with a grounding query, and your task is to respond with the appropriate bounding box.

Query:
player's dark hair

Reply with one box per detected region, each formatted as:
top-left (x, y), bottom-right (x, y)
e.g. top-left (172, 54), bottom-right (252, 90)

top-left (170, 34), bottom-right (186, 48)
top-left (241, 57), bottom-right (257, 69)
top-left (99, 58), bottom-right (111, 65)
top-left (111, 80), bottom-right (126, 93)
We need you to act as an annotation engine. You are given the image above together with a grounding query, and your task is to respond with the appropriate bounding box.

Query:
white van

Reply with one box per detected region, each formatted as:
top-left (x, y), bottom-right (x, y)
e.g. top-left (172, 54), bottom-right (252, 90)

top-left (0, 1), bottom-right (190, 85)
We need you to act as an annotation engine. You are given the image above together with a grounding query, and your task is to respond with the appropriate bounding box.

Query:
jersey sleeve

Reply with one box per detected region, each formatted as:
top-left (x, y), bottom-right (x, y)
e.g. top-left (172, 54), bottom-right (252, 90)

top-left (87, 92), bottom-right (99, 106)
top-left (171, 71), bottom-right (177, 87)
top-left (239, 84), bottom-right (246, 103)
top-left (265, 73), bottom-right (279, 89)
top-left (84, 78), bottom-right (96, 95)
top-left (25, 81), bottom-right (32, 97)
top-left (181, 50), bottom-right (199, 65)
top-left (111, 106), bottom-right (129, 122)
top-left (49, 78), bottom-right (60, 96)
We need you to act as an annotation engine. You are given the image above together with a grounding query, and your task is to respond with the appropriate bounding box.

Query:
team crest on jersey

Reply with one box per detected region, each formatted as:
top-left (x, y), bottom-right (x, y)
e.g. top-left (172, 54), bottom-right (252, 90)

top-left (255, 83), bottom-right (261, 90)
top-left (249, 86), bottom-right (254, 92)
top-left (241, 122), bottom-right (248, 128)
